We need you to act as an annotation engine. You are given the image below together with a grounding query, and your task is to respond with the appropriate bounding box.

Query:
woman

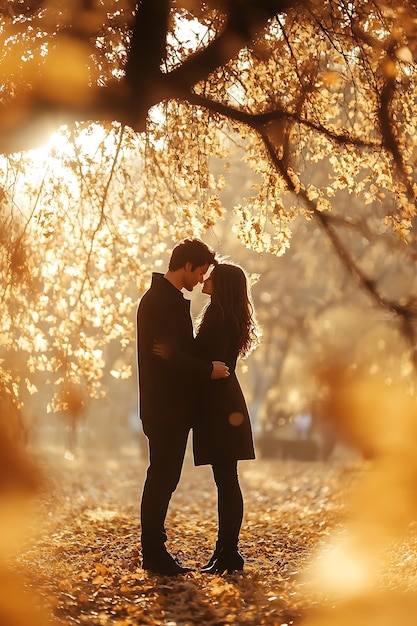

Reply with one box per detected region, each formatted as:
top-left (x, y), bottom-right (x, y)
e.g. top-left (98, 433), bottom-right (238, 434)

top-left (193, 263), bottom-right (260, 574)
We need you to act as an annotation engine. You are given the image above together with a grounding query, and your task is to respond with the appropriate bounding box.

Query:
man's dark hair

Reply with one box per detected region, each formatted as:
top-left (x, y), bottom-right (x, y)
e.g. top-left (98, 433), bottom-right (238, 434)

top-left (169, 239), bottom-right (217, 271)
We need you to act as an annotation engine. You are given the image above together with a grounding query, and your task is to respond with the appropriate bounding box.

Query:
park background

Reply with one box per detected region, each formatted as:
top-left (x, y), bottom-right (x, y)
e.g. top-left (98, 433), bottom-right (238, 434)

top-left (1, 1), bottom-right (417, 625)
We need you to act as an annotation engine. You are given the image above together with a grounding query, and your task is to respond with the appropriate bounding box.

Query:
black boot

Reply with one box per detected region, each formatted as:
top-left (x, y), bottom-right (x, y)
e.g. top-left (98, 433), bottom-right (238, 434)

top-left (201, 548), bottom-right (244, 575)
top-left (142, 548), bottom-right (193, 575)
top-left (200, 541), bottom-right (222, 573)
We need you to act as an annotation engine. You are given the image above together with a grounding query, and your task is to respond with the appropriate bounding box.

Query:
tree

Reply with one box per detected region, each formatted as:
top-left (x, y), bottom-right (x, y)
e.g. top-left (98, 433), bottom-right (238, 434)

top-left (4, 0), bottom-right (412, 273)
top-left (1, 0), bottom-right (417, 430)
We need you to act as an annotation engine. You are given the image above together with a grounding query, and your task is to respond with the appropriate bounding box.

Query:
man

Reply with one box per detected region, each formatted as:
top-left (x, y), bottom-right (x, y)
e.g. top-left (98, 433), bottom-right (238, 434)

top-left (137, 239), bottom-right (229, 575)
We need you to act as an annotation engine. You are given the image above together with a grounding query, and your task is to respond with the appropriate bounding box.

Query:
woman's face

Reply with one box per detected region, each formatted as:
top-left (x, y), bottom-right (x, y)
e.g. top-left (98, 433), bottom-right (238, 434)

top-left (202, 273), bottom-right (214, 296)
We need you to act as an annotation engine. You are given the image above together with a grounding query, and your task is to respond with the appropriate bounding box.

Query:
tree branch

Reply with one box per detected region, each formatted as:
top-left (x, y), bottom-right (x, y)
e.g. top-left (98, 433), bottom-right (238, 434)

top-left (186, 91), bottom-right (379, 150)
top-left (0, 0), bottom-right (303, 152)
top-left (259, 128), bottom-right (417, 323)
top-left (379, 45), bottom-right (415, 203)
top-left (164, 0), bottom-right (300, 96)
top-left (124, 0), bottom-right (170, 98)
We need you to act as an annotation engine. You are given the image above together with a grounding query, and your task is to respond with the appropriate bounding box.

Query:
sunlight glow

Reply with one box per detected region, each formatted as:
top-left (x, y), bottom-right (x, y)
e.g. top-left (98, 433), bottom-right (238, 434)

top-left (31, 123), bottom-right (110, 159)
top-left (171, 15), bottom-right (212, 56)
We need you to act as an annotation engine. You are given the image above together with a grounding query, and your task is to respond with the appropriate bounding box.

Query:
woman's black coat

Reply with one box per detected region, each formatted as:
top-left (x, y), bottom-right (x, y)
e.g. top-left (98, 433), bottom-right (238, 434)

top-left (137, 273), bottom-right (212, 436)
top-left (192, 316), bottom-right (255, 466)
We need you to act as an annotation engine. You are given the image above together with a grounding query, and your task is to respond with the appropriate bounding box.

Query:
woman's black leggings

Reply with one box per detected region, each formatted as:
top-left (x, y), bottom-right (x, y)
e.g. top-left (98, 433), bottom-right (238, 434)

top-left (212, 460), bottom-right (243, 550)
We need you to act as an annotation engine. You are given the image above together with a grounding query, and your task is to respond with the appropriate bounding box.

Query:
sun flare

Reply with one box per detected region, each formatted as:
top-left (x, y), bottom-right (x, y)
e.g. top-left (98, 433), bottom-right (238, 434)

top-left (30, 123), bottom-right (111, 160)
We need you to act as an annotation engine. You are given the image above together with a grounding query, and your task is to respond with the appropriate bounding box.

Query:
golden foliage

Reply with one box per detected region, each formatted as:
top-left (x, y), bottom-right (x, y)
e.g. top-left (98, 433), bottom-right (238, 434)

top-left (0, 0), bottom-right (416, 408)
top-left (16, 455), bottom-right (351, 625)
top-left (300, 367), bottom-right (417, 625)
top-left (13, 448), bottom-right (417, 625)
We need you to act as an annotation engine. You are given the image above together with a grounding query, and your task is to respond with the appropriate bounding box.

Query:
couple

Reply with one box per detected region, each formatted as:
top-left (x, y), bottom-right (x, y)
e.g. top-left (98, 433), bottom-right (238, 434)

top-left (136, 239), bottom-right (259, 576)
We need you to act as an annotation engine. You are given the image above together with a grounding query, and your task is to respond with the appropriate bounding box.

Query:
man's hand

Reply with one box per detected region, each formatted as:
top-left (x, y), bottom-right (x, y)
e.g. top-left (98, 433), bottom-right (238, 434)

top-left (211, 361), bottom-right (230, 379)
top-left (153, 340), bottom-right (170, 359)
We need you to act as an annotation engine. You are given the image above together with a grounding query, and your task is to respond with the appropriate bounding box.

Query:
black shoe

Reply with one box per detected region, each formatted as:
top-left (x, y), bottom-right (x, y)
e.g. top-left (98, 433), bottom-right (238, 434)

top-left (200, 543), bottom-right (222, 573)
top-left (142, 550), bottom-right (193, 576)
top-left (201, 549), bottom-right (244, 575)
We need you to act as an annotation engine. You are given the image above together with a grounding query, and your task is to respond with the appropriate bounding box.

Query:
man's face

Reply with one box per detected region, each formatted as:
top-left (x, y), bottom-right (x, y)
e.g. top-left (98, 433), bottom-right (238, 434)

top-left (183, 262), bottom-right (210, 292)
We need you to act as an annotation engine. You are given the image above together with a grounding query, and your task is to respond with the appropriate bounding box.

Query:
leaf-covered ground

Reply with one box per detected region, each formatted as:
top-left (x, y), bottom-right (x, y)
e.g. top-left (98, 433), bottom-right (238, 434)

top-left (12, 449), bottom-right (417, 625)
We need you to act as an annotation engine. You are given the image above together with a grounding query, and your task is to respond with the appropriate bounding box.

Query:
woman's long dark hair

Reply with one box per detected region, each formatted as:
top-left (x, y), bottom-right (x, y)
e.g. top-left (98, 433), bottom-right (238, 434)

top-left (197, 263), bottom-right (260, 357)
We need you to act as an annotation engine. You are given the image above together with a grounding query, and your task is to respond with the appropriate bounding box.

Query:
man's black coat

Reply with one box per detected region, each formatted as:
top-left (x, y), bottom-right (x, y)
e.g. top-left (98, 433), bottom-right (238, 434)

top-left (137, 273), bottom-right (212, 436)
